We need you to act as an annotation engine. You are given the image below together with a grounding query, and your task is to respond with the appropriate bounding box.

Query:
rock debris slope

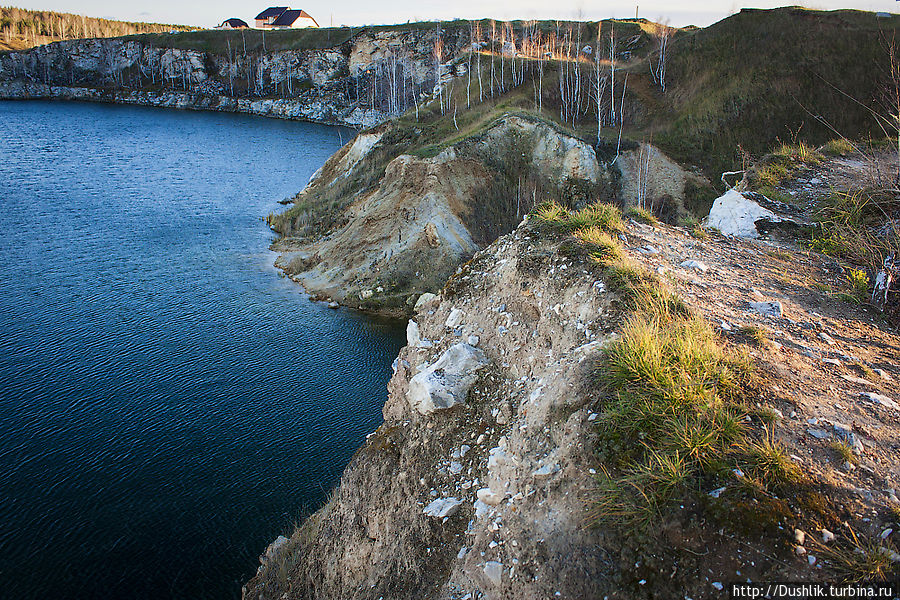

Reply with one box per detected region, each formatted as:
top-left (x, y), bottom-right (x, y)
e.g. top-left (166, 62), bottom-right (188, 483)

top-left (244, 212), bottom-right (899, 599)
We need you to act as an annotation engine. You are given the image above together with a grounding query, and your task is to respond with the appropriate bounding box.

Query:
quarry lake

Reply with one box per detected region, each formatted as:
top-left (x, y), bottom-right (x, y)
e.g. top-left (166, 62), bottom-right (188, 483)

top-left (0, 101), bottom-right (405, 599)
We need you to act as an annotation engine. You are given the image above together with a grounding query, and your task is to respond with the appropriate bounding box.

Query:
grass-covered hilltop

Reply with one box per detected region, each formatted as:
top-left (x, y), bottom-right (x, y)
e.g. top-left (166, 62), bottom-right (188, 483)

top-left (3, 6), bottom-right (899, 599)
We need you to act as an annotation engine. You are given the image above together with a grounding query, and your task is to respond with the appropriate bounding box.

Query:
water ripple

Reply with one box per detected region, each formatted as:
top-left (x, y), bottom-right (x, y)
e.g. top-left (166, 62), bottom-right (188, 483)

top-left (0, 101), bottom-right (404, 600)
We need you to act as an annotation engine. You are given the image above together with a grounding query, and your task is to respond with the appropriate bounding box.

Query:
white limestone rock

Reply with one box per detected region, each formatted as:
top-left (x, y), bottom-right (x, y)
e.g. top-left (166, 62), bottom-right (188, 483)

top-left (445, 308), bottom-right (464, 328)
top-left (483, 561), bottom-right (503, 586)
top-left (749, 300), bottom-right (783, 318)
top-left (680, 259), bottom-right (709, 272)
top-left (407, 343), bottom-right (489, 414)
top-left (707, 189), bottom-right (781, 238)
top-left (423, 497), bottom-right (463, 518)
top-left (476, 487), bottom-right (504, 506)
top-left (414, 292), bottom-right (438, 311)
top-left (406, 320), bottom-right (421, 346)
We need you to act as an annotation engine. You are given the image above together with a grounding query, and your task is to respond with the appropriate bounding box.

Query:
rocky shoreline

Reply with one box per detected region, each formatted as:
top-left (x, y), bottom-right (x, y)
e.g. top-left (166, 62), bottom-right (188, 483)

top-left (0, 80), bottom-right (385, 128)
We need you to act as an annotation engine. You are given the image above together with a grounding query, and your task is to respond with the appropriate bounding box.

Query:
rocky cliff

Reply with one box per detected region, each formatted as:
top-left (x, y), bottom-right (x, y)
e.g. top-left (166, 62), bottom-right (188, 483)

top-left (0, 26), bottom-right (469, 127)
top-left (269, 114), bottom-right (637, 315)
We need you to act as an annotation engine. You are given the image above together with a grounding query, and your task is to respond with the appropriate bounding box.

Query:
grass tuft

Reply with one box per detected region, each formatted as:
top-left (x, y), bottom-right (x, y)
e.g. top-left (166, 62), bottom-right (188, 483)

top-left (811, 528), bottom-right (897, 583)
top-left (534, 201), bottom-right (624, 234)
top-left (624, 206), bottom-right (659, 226)
top-left (591, 309), bottom-right (754, 531)
top-left (822, 138), bottom-right (855, 157)
top-left (574, 227), bottom-right (624, 264)
top-left (828, 439), bottom-right (858, 464)
top-left (743, 429), bottom-right (803, 491)
top-left (738, 325), bottom-right (768, 345)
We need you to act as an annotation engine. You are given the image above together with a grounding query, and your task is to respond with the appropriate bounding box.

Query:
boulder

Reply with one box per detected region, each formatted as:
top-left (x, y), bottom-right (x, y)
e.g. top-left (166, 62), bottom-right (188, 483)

top-left (407, 343), bottom-right (489, 414)
top-left (707, 189), bottom-right (808, 238)
top-left (406, 320), bottom-right (421, 346)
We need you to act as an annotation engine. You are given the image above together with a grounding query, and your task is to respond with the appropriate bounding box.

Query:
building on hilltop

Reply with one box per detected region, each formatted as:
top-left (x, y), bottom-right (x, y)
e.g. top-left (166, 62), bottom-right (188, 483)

top-left (216, 18), bottom-right (250, 29)
top-left (254, 7), bottom-right (319, 29)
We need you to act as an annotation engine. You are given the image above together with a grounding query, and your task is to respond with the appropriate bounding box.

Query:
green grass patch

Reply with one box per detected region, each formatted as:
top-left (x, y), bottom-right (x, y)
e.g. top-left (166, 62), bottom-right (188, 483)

top-left (624, 206), bottom-right (659, 226)
top-left (534, 201), bottom-right (624, 234)
top-left (591, 309), bottom-right (755, 531)
top-left (846, 268), bottom-right (869, 301)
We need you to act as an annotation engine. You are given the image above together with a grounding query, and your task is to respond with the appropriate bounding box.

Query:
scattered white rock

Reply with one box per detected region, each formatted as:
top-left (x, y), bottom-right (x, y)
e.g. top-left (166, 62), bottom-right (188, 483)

top-left (406, 320), bottom-right (421, 346)
top-left (749, 300), bottom-right (783, 318)
top-left (707, 189), bottom-right (780, 238)
top-left (407, 343), bottom-right (489, 414)
top-left (449, 462), bottom-right (463, 475)
top-left (711, 582), bottom-right (724, 591)
top-left (531, 463), bottom-right (560, 479)
top-left (819, 332), bottom-right (836, 345)
top-left (822, 529), bottom-right (835, 543)
top-left (327, 301), bottom-right (339, 309)
top-left (415, 293), bottom-right (438, 311)
top-left (794, 529), bottom-right (807, 545)
top-left (709, 487), bottom-right (727, 498)
top-left (423, 497), bottom-right (463, 518)
top-left (359, 289), bottom-right (374, 300)
top-left (467, 335), bottom-right (480, 346)
top-left (680, 259), bottom-right (709, 272)
top-left (477, 488), bottom-right (504, 506)
top-left (446, 308), bottom-right (464, 328)
top-left (808, 555), bottom-right (817, 566)
top-left (860, 392), bottom-right (899, 411)
top-left (459, 444), bottom-right (471, 458)
top-left (882, 528), bottom-right (893, 540)
top-left (807, 428), bottom-right (830, 439)
top-left (872, 368), bottom-right (893, 381)
top-left (796, 546), bottom-right (807, 556)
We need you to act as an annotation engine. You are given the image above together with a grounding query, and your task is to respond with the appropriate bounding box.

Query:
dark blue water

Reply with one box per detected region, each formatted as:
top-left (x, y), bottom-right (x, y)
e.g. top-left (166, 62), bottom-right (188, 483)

top-left (0, 101), bottom-right (405, 599)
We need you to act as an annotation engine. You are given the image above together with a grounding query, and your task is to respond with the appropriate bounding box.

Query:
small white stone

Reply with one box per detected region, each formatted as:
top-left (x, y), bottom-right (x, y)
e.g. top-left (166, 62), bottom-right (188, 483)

top-left (423, 497), bottom-right (463, 518)
top-left (794, 529), bottom-right (806, 545)
top-left (483, 561), bottom-right (503, 587)
top-left (680, 259), bottom-right (709, 272)
top-left (822, 529), bottom-right (835, 543)
top-left (446, 308), bottom-right (464, 328)
top-left (476, 488), bottom-right (504, 506)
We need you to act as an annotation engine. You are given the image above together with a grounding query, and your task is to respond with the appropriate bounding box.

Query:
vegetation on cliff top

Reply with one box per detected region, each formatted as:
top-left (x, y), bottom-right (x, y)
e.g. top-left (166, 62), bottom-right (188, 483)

top-left (0, 6), bottom-right (195, 52)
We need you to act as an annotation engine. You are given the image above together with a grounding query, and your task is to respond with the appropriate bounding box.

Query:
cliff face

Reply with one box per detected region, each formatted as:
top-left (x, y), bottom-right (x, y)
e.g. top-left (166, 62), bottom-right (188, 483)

top-left (0, 27), bottom-right (468, 127)
top-left (269, 115), bottom-right (623, 315)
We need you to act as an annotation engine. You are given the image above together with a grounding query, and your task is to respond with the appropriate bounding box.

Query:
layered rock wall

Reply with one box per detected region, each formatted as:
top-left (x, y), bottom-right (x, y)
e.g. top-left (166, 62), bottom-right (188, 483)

top-left (0, 27), bottom-right (469, 127)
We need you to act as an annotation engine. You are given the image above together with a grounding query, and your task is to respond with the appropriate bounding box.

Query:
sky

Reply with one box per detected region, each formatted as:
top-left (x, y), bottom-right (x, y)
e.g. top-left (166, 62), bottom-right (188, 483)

top-left (12, 0), bottom-right (899, 29)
